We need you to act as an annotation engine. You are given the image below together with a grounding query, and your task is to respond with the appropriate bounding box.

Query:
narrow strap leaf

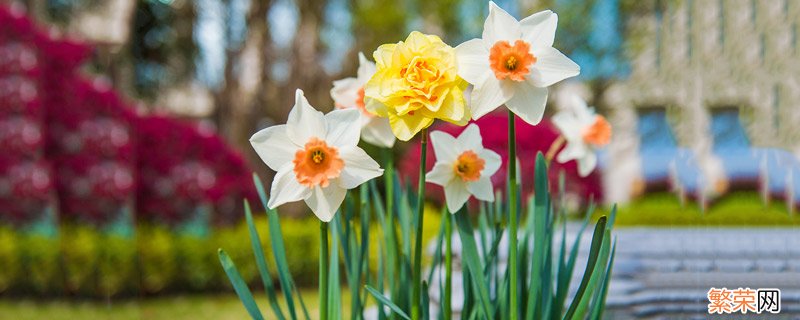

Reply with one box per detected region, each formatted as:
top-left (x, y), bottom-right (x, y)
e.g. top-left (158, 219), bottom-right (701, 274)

top-left (265, 206), bottom-right (299, 320)
top-left (244, 200), bottom-right (285, 320)
top-left (563, 216), bottom-right (607, 320)
top-left (365, 285), bottom-right (411, 320)
top-left (218, 249), bottom-right (264, 320)
top-left (454, 212), bottom-right (494, 318)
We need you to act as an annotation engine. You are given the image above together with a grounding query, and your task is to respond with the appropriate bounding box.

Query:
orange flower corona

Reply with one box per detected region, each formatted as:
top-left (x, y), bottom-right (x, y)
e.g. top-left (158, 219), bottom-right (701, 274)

top-left (489, 40), bottom-right (536, 81)
top-left (453, 150), bottom-right (486, 182)
top-left (293, 138), bottom-right (345, 187)
top-left (582, 115), bottom-right (612, 146)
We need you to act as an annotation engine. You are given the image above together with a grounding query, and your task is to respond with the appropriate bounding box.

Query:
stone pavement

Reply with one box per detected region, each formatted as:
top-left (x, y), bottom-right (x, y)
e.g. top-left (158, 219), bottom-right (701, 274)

top-left (582, 227), bottom-right (800, 319)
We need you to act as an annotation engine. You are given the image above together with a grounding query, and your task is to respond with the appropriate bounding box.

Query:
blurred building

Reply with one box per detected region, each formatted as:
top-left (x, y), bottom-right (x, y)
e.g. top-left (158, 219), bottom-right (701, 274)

top-left (602, 0), bottom-right (800, 209)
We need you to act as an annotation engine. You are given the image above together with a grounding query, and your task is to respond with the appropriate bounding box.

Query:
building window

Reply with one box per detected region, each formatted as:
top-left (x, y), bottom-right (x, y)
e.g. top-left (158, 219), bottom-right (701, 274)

top-left (710, 107), bottom-right (751, 153)
top-left (638, 108), bottom-right (678, 151)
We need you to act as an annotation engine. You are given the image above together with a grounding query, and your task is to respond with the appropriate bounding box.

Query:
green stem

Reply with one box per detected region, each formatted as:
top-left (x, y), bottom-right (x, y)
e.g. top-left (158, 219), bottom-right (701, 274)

top-left (444, 213), bottom-right (452, 320)
top-left (508, 110), bottom-right (519, 320)
top-left (320, 221), bottom-right (329, 320)
top-left (383, 148), bottom-right (395, 220)
top-left (411, 128), bottom-right (428, 320)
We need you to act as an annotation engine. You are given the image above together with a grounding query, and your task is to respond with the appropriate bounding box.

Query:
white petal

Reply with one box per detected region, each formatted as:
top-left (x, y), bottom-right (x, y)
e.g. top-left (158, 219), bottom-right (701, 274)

top-left (505, 84), bottom-right (548, 125)
top-left (338, 146), bottom-right (383, 189)
top-left (470, 76), bottom-right (512, 120)
top-left (467, 177), bottom-right (495, 202)
top-left (361, 117), bottom-right (396, 148)
top-left (520, 10), bottom-right (557, 48)
top-left (455, 39), bottom-right (491, 85)
top-left (530, 47), bottom-right (580, 87)
top-left (430, 130), bottom-right (460, 163)
top-left (552, 111), bottom-right (583, 141)
top-left (556, 141), bottom-right (587, 163)
top-left (268, 165), bottom-right (311, 209)
top-left (479, 148), bottom-right (502, 178)
top-left (444, 181), bottom-right (471, 214)
top-left (484, 2), bottom-right (522, 45)
top-left (357, 52), bottom-right (377, 81)
top-left (426, 162), bottom-right (455, 186)
top-left (330, 78), bottom-right (360, 108)
top-left (287, 89), bottom-right (327, 145)
top-left (455, 123), bottom-right (483, 153)
top-left (577, 152), bottom-right (597, 177)
top-left (250, 125), bottom-right (298, 171)
top-left (325, 109), bottom-right (361, 148)
top-left (305, 185), bottom-right (347, 222)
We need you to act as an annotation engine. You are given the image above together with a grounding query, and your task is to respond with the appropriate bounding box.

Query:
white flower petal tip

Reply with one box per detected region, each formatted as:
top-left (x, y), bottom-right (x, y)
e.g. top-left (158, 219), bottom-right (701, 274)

top-left (426, 124), bottom-right (500, 214)
top-left (484, 1), bottom-right (522, 45)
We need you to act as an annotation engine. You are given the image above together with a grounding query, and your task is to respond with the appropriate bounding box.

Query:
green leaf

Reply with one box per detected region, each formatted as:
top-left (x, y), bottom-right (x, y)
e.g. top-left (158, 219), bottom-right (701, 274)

top-left (218, 249), bottom-right (264, 320)
top-left (264, 205), bottom-right (299, 320)
top-left (243, 200), bottom-right (285, 320)
top-left (365, 285), bottom-right (411, 320)
top-left (563, 216), bottom-right (608, 320)
top-left (422, 281), bottom-right (430, 320)
top-left (454, 212), bottom-right (494, 319)
top-left (330, 218), bottom-right (342, 320)
top-left (590, 240), bottom-right (616, 320)
top-left (553, 202), bottom-right (594, 320)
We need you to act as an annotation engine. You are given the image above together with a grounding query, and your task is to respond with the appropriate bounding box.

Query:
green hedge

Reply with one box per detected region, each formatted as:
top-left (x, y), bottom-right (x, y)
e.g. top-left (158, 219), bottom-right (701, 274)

top-left (0, 215), bottom-right (323, 297)
top-left (0, 205), bottom-right (445, 297)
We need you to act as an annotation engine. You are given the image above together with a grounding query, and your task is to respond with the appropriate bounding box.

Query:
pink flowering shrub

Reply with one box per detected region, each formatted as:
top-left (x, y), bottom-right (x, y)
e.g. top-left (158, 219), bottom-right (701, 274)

top-left (400, 112), bottom-right (603, 209)
top-left (0, 6), bottom-right (255, 227)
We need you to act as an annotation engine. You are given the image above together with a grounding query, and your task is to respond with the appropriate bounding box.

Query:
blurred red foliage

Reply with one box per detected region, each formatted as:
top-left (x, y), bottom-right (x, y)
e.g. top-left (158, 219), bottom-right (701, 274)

top-left (0, 6), bottom-right (255, 227)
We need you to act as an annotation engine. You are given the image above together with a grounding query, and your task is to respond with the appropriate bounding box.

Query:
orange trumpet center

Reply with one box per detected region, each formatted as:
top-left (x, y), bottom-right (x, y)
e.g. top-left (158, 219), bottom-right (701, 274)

top-left (293, 138), bottom-right (344, 188)
top-left (355, 86), bottom-right (372, 117)
top-left (582, 115), bottom-right (612, 147)
top-left (489, 40), bottom-right (536, 82)
top-left (453, 150), bottom-right (486, 182)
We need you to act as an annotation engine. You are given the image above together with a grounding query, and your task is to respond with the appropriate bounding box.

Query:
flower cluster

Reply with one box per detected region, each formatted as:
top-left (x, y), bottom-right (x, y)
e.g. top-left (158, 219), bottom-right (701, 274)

top-left (256, 1), bottom-right (610, 219)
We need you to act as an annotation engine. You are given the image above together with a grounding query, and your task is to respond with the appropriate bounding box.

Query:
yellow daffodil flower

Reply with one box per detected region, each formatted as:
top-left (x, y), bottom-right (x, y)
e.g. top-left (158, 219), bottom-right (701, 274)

top-left (364, 31), bottom-right (470, 141)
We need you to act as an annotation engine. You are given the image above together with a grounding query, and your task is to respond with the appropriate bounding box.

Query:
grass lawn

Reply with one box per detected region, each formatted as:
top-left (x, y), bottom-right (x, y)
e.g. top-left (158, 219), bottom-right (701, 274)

top-left (0, 289), bottom-right (358, 320)
top-left (596, 192), bottom-right (800, 226)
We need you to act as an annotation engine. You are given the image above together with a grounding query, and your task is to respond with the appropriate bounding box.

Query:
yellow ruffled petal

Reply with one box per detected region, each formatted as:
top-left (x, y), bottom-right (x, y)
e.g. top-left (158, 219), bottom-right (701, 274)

top-left (388, 110), bottom-right (435, 141)
top-left (364, 31), bottom-right (469, 140)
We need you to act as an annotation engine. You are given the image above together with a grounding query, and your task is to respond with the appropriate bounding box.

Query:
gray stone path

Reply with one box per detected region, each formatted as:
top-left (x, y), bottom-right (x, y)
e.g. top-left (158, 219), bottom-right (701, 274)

top-left (584, 227), bottom-right (800, 319)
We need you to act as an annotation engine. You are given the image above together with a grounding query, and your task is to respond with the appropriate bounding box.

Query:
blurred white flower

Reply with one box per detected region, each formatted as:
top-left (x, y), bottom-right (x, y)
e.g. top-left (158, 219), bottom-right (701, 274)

top-left (426, 124), bottom-right (502, 213)
top-left (455, 1), bottom-right (580, 125)
top-left (552, 95), bottom-right (611, 177)
top-left (331, 52), bottom-right (396, 148)
top-left (250, 89), bottom-right (384, 221)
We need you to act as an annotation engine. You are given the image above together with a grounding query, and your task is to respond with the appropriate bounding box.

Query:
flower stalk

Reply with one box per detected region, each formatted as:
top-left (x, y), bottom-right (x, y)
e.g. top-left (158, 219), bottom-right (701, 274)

top-left (444, 212), bottom-right (452, 320)
top-left (411, 128), bottom-right (428, 320)
top-left (320, 221), bottom-right (329, 320)
top-left (508, 110), bottom-right (519, 320)
top-left (545, 135), bottom-right (566, 162)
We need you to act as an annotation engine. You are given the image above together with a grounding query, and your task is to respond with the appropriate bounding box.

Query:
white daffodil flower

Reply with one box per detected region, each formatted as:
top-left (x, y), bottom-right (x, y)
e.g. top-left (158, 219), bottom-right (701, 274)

top-left (331, 52), bottom-right (396, 148)
top-left (552, 95), bottom-right (611, 177)
top-left (426, 123), bottom-right (502, 213)
top-left (250, 89), bottom-right (384, 222)
top-left (455, 1), bottom-right (580, 125)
